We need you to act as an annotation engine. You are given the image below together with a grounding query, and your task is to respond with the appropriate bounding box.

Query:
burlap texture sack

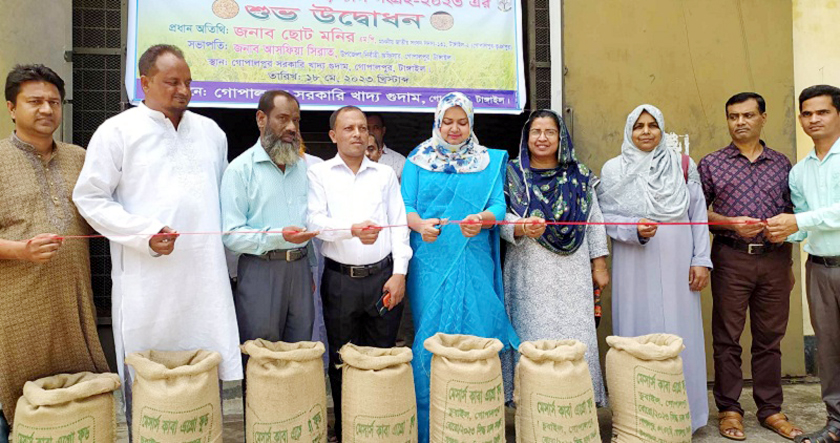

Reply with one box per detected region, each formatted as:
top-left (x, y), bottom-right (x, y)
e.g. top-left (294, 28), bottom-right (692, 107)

top-left (605, 334), bottom-right (691, 443)
top-left (13, 372), bottom-right (120, 443)
top-left (339, 344), bottom-right (417, 443)
top-left (126, 349), bottom-right (223, 443)
top-left (424, 333), bottom-right (504, 443)
top-left (241, 339), bottom-right (327, 443)
top-left (514, 340), bottom-right (600, 443)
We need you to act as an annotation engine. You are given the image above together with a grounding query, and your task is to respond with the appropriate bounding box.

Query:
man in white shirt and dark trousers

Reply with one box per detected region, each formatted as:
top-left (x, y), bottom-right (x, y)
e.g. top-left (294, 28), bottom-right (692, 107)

top-left (308, 106), bottom-right (411, 442)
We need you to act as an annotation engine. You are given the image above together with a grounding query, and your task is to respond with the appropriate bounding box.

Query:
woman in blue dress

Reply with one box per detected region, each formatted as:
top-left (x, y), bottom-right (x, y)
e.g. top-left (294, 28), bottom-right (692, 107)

top-left (401, 92), bottom-right (519, 443)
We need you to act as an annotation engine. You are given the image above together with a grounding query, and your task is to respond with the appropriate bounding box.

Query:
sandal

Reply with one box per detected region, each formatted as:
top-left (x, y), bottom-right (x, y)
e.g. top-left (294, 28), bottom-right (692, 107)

top-left (719, 411), bottom-right (746, 441)
top-left (763, 413), bottom-right (804, 440)
top-left (795, 424), bottom-right (840, 443)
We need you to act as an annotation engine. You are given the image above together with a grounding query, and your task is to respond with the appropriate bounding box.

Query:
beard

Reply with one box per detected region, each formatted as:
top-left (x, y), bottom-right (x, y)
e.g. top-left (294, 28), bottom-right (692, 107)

top-left (261, 131), bottom-right (301, 166)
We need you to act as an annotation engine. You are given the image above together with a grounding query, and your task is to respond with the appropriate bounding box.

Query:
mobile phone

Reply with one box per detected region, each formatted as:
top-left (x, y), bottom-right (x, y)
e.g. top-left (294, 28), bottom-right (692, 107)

top-left (375, 291), bottom-right (391, 316)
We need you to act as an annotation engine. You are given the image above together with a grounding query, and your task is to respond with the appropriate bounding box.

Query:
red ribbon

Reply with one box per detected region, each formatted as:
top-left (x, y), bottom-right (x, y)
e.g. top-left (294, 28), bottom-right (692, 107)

top-left (54, 219), bottom-right (764, 240)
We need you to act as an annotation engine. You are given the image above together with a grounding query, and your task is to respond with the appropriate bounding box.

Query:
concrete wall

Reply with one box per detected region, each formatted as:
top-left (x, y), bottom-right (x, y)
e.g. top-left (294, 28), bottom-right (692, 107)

top-left (0, 0), bottom-right (73, 142)
top-left (562, 0), bottom-right (806, 378)
top-left (792, 0), bottom-right (840, 338)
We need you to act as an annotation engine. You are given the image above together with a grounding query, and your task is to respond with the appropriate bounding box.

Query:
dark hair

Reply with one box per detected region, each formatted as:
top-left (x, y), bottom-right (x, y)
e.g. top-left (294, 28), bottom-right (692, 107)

top-left (799, 85), bottom-right (840, 113)
top-left (257, 90), bottom-right (299, 116)
top-left (725, 92), bottom-right (765, 115)
top-left (138, 44), bottom-right (186, 77)
top-left (366, 112), bottom-right (386, 127)
top-left (5, 64), bottom-right (65, 104)
top-left (329, 106), bottom-right (364, 130)
top-left (526, 109), bottom-right (561, 133)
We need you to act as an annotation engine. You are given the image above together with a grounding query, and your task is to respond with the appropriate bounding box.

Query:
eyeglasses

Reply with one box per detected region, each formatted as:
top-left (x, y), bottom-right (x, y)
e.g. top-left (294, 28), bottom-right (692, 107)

top-left (528, 129), bottom-right (559, 138)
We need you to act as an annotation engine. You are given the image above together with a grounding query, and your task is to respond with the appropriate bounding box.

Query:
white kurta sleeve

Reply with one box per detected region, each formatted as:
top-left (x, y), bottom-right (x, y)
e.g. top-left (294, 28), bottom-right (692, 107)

top-left (72, 123), bottom-right (165, 254)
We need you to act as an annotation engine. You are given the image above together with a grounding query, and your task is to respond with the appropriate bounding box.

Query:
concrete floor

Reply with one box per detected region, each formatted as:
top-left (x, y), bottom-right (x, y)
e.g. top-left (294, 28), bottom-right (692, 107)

top-left (113, 379), bottom-right (828, 442)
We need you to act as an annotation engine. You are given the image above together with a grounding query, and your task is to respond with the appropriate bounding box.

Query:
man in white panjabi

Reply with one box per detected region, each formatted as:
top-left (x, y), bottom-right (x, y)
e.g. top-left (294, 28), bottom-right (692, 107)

top-left (72, 44), bottom-right (242, 420)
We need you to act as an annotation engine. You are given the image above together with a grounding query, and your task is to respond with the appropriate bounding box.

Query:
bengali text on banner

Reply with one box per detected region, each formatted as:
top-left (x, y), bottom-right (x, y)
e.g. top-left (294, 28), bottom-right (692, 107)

top-left (125, 0), bottom-right (525, 113)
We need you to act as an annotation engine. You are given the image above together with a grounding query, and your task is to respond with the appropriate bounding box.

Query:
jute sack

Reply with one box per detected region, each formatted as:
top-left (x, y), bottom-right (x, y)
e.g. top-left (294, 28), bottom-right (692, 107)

top-left (126, 349), bottom-right (223, 443)
top-left (514, 340), bottom-right (600, 443)
top-left (241, 339), bottom-right (327, 443)
top-left (425, 333), bottom-right (504, 443)
top-left (339, 344), bottom-right (417, 443)
top-left (13, 372), bottom-right (121, 443)
top-left (606, 334), bottom-right (691, 443)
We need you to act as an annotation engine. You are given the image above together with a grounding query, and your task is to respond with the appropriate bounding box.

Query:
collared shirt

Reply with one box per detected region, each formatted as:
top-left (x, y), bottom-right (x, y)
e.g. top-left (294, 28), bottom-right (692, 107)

top-left (307, 154), bottom-right (412, 273)
top-left (221, 142), bottom-right (309, 255)
top-left (788, 136), bottom-right (840, 257)
top-left (698, 141), bottom-right (792, 243)
top-left (379, 144), bottom-right (406, 181)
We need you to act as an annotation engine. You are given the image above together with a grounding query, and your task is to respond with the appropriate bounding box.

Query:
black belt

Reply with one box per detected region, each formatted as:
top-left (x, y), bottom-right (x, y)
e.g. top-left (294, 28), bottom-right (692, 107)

top-left (325, 255), bottom-right (392, 278)
top-left (716, 236), bottom-right (781, 255)
top-left (809, 255), bottom-right (840, 268)
top-left (252, 247), bottom-right (307, 262)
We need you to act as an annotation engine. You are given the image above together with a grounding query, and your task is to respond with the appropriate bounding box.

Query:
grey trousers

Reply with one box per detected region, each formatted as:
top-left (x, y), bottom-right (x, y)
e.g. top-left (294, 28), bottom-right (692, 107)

top-left (236, 254), bottom-right (314, 412)
top-left (235, 254), bottom-right (314, 344)
top-left (806, 258), bottom-right (840, 426)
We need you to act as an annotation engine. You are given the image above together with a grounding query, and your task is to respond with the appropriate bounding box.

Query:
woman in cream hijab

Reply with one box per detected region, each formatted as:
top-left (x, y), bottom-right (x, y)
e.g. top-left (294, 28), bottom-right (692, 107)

top-left (597, 104), bottom-right (713, 433)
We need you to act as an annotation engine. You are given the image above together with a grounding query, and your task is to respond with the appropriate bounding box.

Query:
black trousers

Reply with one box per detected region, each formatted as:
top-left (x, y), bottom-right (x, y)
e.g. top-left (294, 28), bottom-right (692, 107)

top-left (321, 259), bottom-right (403, 441)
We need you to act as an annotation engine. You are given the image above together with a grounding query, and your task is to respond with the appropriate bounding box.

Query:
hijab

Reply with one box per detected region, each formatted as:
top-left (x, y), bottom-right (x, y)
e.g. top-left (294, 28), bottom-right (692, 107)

top-left (597, 104), bottom-right (699, 222)
top-left (506, 109), bottom-right (594, 254)
top-left (408, 92), bottom-right (490, 173)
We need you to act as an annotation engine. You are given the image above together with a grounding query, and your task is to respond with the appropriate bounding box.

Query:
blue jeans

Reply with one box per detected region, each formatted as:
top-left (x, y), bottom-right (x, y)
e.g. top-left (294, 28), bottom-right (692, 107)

top-left (0, 409), bottom-right (9, 443)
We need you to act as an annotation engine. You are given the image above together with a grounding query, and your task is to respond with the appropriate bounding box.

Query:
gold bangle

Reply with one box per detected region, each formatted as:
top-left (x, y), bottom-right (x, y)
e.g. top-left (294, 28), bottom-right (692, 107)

top-left (592, 268), bottom-right (608, 273)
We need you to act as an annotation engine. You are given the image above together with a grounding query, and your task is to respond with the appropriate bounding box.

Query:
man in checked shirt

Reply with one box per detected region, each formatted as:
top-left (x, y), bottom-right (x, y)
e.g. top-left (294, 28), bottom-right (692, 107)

top-left (698, 92), bottom-right (802, 441)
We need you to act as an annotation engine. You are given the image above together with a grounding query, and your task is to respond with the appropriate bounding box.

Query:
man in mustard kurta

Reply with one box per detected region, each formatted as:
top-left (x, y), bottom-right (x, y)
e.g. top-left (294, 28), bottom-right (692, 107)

top-left (0, 65), bottom-right (109, 440)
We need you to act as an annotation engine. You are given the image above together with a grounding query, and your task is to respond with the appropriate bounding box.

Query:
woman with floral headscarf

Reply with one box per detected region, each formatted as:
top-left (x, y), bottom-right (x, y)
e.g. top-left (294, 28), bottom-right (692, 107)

top-left (500, 109), bottom-right (610, 406)
top-left (401, 92), bottom-right (519, 443)
top-left (596, 104), bottom-right (712, 433)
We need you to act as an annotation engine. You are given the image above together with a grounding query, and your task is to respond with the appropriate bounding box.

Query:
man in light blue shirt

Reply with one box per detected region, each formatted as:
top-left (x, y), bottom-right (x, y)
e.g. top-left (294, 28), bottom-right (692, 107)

top-left (767, 84), bottom-right (840, 443)
top-left (221, 90), bottom-right (318, 350)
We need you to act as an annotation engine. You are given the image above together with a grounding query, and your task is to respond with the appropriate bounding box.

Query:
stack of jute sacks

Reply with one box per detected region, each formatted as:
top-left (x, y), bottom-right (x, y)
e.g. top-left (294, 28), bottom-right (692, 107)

top-left (425, 333), bottom-right (506, 443)
top-left (241, 339), bottom-right (328, 443)
top-left (514, 340), bottom-right (600, 443)
top-left (126, 349), bottom-right (224, 443)
top-left (606, 334), bottom-right (691, 443)
top-left (12, 372), bottom-right (121, 443)
top-left (340, 344), bottom-right (418, 443)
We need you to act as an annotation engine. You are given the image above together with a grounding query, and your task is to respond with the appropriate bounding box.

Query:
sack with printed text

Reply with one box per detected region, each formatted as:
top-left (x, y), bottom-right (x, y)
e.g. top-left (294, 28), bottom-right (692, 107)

top-left (606, 334), bottom-right (691, 443)
top-left (13, 372), bottom-right (121, 443)
top-left (126, 349), bottom-right (223, 443)
top-left (340, 344), bottom-right (417, 443)
top-left (241, 339), bottom-right (327, 443)
top-left (425, 333), bottom-right (505, 443)
top-left (514, 340), bottom-right (600, 443)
